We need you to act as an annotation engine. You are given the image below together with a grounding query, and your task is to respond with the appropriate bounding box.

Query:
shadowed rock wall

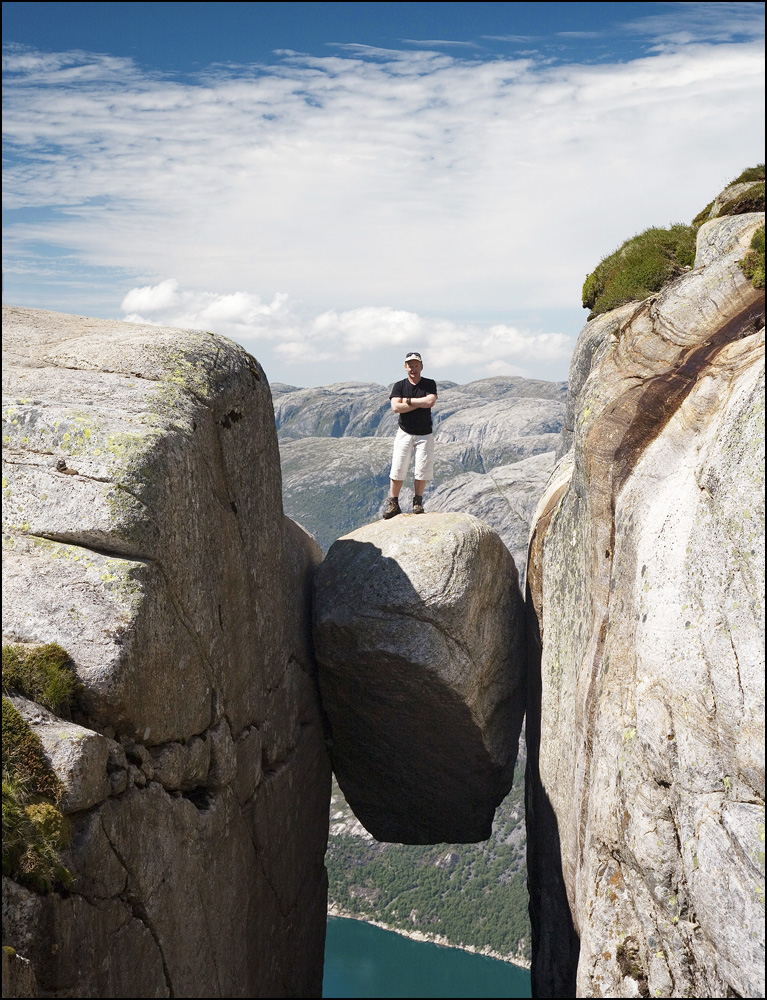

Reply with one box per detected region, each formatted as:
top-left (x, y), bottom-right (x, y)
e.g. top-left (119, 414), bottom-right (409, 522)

top-left (2, 306), bottom-right (331, 998)
top-left (314, 512), bottom-right (526, 844)
top-left (526, 214), bottom-right (765, 997)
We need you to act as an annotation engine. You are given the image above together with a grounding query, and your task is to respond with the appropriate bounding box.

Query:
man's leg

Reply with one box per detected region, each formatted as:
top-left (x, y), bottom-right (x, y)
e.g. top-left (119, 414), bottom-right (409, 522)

top-left (412, 479), bottom-right (426, 514)
top-left (384, 431), bottom-right (412, 518)
top-left (412, 435), bottom-right (434, 513)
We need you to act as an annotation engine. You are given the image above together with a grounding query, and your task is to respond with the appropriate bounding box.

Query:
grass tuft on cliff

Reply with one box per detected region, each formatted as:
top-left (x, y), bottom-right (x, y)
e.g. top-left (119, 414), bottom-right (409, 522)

top-left (740, 225), bottom-right (765, 289)
top-left (581, 224), bottom-right (697, 319)
top-left (2, 643), bottom-right (80, 717)
top-left (729, 164), bottom-right (765, 186)
top-left (1, 697), bottom-right (61, 801)
top-left (715, 181), bottom-right (765, 218)
top-left (693, 165), bottom-right (765, 225)
top-left (2, 697), bottom-right (72, 891)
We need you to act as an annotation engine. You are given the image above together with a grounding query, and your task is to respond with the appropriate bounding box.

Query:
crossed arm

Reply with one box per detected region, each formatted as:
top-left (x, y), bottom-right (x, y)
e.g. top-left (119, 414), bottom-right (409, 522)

top-left (390, 394), bottom-right (437, 413)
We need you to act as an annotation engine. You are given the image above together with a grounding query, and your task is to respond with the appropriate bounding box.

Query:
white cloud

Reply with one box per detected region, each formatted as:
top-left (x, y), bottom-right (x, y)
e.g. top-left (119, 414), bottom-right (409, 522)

top-left (620, 2), bottom-right (766, 48)
top-left (120, 281), bottom-right (296, 340)
top-left (121, 278), bottom-right (180, 313)
top-left (2, 34), bottom-right (764, 384)
top-left (120, 280), bottom-right (572, 377)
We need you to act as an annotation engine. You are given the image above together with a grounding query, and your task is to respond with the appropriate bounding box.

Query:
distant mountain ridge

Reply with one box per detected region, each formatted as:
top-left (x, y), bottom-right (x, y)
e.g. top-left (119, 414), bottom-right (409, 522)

top-left (274, 375), bottom-right (565, 443)
top-left (275, 375), bottom-right (566, 559)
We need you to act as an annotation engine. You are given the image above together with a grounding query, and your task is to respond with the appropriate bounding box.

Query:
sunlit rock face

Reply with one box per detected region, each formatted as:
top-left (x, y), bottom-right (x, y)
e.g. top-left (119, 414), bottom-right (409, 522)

top-left (526, 213), bottom-right (765, 999)
top-left (314, 512), bottom-right (526, 844)
top-left (2, 306), bottom-right (330, 998)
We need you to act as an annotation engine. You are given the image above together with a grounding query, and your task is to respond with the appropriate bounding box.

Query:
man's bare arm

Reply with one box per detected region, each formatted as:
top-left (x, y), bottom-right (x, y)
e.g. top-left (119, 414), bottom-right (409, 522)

top-left (390, 394), bottom-right (437, 413)
top-left (414, 393), bottom-right (437, 409)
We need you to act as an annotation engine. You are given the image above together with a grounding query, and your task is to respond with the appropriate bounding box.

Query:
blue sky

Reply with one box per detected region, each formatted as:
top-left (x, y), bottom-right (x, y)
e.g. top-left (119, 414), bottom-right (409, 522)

top-left (3, 2), bottom-right (765, 387)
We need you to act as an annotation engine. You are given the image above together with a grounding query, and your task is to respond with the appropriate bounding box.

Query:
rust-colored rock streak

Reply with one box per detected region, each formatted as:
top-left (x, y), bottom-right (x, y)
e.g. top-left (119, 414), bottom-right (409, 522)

top-left (527, 213), bottom-right (765, 998)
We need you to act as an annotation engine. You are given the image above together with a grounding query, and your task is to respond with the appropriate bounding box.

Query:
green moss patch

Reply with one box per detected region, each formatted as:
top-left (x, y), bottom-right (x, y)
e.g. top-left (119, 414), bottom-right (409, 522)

top-left (740, 225), bottom-right (765, 289)
top-left (2, 779), bottom-right (72, 891)
top-left (2, 698), bottom-right (72, 891)
top-left (582, 224), bottom-right (697, 318)
top-left (1, 698), bottom-right (60, 801)
top-left (2, 643), bottom-right (80, 717)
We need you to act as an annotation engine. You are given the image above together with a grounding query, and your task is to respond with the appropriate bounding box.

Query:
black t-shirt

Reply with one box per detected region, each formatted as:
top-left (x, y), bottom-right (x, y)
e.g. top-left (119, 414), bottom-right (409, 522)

top-left (389, 377), bottom-right (438, 435)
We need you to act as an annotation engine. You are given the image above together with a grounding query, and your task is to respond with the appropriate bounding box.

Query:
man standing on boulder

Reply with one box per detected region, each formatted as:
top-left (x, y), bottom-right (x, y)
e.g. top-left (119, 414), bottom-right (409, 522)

top-left (383, 352), bottom-right (437, 518)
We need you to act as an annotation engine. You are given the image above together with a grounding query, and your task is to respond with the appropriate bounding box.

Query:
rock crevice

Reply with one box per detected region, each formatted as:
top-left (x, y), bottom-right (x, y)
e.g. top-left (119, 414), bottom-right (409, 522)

top-left (526, 211), bottom-right (765, 998)
top-left (2, 306), bottom-right (330, 998)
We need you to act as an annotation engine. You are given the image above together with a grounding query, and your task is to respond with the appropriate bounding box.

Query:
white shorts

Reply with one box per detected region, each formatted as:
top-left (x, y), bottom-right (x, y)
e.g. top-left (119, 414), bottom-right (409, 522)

top-left (389, 428), bottom-right (435, 482)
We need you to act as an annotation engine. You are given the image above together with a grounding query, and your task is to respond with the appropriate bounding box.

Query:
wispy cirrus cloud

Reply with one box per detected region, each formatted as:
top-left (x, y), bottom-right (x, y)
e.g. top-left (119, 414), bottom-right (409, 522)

top-left (2, 22), bottom-right (764, 384)
top-left (620, 1), bottom-right (766, 48)
top-left (400, 39), bottom-right (484, 49)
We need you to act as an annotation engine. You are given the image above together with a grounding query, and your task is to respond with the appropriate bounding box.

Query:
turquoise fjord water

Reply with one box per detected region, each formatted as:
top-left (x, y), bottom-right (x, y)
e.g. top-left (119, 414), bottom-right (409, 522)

top-left (323, 917), bottom-right (532, 999)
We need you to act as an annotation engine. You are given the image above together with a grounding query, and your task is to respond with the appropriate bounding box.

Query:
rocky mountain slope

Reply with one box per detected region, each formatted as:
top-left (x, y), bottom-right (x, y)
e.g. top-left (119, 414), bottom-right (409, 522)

top-left (2, 309), bottom-right (331, 998)
top-left (428, 451), bottom-right (555, 583)
top-left (526, 202), bottom-right (765, 996)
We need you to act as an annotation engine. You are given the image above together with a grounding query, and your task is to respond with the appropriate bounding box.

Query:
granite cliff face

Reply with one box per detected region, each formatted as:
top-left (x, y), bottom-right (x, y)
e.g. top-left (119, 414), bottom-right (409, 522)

top-left (2, 307), bottom-right (331, 998)
top-left (526, 212), bottom-right (765, 997)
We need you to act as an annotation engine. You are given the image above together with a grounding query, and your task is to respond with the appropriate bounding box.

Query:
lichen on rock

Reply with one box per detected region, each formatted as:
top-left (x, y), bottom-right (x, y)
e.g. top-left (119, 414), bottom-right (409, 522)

top-left (1, 306), bottom-right (331, 997)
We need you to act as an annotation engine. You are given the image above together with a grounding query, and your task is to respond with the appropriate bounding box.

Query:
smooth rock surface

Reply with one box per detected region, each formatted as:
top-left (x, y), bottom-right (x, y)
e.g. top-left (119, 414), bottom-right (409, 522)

top-left (2, 306), bottom-right (330, 998)
top-left (314, 512), bottom-right (526, 844)
top-left (526, 212), bottom-right (765, 997)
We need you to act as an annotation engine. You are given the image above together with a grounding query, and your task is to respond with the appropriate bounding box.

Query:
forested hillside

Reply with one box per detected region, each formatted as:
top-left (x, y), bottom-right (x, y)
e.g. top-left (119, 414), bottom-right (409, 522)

top-left (326, 738), bottom-right (530, 965)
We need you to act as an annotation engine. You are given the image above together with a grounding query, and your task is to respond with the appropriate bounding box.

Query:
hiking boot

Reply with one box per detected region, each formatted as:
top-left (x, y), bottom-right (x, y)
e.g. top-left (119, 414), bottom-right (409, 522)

top-left (382, 496), bottom-right (401, 519)
top-left (412, 495), bottom-right (425, 514)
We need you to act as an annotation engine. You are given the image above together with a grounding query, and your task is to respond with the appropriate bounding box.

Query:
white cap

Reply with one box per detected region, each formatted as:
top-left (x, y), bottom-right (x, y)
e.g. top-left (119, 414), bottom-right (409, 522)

top-left (405, 352), bottom-right (423, 363)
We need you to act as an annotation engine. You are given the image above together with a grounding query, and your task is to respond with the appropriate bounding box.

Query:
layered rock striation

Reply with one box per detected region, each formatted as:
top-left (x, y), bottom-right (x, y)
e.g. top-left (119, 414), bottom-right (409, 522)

top-left (2, 307), bottom-right (331, 997)
top-left (526, 213), bottom-right (765, 997)
top-left (314, 512), bottom-right (526, 844)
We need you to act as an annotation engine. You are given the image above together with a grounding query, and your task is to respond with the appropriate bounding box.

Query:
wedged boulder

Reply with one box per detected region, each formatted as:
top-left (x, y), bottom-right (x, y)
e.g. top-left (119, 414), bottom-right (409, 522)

top-left (314, 512), bottom-right (526, 844)
top-left (526, 211), bottom-right (765, 998)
